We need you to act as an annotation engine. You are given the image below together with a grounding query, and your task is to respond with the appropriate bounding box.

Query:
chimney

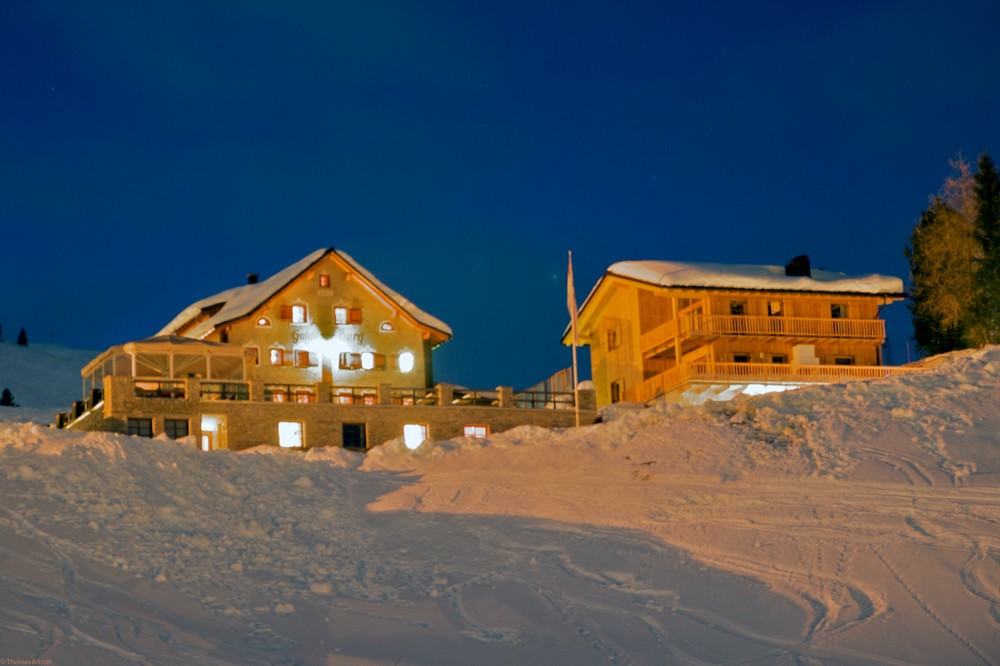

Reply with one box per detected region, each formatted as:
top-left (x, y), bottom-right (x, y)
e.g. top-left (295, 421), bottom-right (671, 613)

top-left (246, 273), bottom-right (259, 285)
top-left (784, 255), bottom-right (811, 277)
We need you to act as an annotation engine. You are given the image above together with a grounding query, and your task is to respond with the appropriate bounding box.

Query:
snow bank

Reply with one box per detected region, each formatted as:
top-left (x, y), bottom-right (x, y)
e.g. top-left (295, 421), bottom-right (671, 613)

top-left (1, 348), bottom-right (998, 664)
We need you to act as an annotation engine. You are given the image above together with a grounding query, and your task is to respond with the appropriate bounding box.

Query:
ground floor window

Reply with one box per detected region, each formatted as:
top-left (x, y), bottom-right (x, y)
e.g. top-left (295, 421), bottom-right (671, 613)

top-left (343, 423), bottom-right (367, 449)
top-left (770, 354), bottom-right (788, 364)
top-left (127, 417), bottom-right (153, 437)
top-left (464, 424), bottom-right (489, 438)
top-left (403, 423), bottom-right (428, 450)
top-left (834, 356), bottom-right (855, 366)
top-left (164, 418), bottom-right (189, 439)
top-left (732, 353), bottom-right (752, 363)
top-left (278, 421), bottom-right (304, 448)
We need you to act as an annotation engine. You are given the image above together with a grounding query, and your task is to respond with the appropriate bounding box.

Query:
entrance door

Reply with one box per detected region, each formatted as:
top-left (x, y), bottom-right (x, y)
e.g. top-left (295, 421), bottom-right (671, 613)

top-left (200, 415), bottom-right (226, 451)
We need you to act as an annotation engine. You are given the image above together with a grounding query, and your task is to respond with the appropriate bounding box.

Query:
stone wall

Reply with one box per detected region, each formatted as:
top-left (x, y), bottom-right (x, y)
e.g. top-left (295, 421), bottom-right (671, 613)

top-left (73, 375), bottom-right (596, 450)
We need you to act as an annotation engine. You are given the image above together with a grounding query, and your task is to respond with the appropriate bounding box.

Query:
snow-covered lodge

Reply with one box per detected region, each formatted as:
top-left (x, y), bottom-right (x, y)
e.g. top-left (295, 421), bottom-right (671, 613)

top-left (567, 256), bottom-right (912, 406)
top-left (60, 248), bottom-right (593, 449)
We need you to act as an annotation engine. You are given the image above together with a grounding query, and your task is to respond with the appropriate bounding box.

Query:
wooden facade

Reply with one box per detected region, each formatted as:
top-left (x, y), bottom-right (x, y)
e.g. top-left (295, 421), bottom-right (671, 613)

top-left (568, 258), bottom-right (910, 407)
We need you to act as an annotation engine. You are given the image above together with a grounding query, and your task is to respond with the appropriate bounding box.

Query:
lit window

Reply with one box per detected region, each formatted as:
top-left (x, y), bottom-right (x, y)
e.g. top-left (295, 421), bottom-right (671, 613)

top-left (257, 317), bottom-right (271, 327)
top-left (278, 421), bottom-right (304, 448)
top-left (767, 301), bottom-right (782, 316)
top-left (398, 351), bottom-right (415, 373)
top-left (464, 425), bottom-right (488, 438)
top-left (334, 307), bottom-right (362, 325)
top-left (403, 424), bottom-right (428, 450)
top-left (319, 274), bottom-right (330, 288)
top-left (379, 321), bottom-right (395, 332)
top-left (360, 352), bottom-right (386, 370)
top-left (270, 348), bottom-right (285, 365)
top-left (281, 305), bottom-right (307, 323)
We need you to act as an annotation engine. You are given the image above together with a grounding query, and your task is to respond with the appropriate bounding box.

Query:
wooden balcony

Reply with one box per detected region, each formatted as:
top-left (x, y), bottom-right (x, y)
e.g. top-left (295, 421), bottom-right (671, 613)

top-left (625, 361), bottom-right (916, 403)
top-left (640, 314), bottom-right (885, 353)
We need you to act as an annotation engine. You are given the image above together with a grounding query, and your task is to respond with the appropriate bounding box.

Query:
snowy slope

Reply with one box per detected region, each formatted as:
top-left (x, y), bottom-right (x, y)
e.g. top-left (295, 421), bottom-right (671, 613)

top-left (0, 342), bottom-right (96, 421)
top-left (1, 348), bottom-right (999, 664)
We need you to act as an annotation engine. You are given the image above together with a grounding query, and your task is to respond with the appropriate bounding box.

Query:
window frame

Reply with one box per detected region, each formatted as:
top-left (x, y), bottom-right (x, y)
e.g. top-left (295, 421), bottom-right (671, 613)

top-left (164, 418), bottom-right (189, 439)
top-left (342, 423), bottom-right (367, 450)
top-left (278, 421), bottom-right (304, 448)
top-left (463, 424), bottom-right (489, 439)
top-left (127, 417), bottom-right (153, 438)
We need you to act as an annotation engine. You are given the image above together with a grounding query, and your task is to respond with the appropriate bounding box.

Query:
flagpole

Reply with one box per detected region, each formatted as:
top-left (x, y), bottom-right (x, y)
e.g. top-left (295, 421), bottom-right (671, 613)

top-left (568, 251), bottom-right (580, 427)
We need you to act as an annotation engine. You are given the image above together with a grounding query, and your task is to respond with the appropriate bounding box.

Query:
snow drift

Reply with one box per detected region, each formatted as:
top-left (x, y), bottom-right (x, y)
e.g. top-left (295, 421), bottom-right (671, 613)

top-left (1, 348), bottom-right (999, 664)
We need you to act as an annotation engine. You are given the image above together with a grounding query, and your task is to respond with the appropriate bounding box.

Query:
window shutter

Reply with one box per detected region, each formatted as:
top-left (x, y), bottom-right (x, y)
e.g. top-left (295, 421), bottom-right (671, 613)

top-left (280, 305), bottom-right (293, 321)
top-left (349, 308), bottom-right (363, 324)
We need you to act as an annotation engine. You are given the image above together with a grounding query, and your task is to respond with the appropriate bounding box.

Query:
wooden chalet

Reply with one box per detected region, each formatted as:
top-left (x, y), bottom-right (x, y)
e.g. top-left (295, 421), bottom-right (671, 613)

top-left (566, 255), bottom-right (911, 406)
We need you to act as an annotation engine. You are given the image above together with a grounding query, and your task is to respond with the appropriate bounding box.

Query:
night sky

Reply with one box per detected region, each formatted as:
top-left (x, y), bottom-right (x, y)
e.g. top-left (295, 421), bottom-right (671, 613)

top-left (3, 2), bottom-right (999, 388)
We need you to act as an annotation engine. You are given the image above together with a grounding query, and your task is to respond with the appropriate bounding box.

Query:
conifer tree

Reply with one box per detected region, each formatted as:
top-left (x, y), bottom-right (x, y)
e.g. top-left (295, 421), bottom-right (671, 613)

top-left (970, 152), bottom-right (1000, 345)
top-left (0, 388), bottom-right (15, 407)
top-left (16, 328), bottom-right (27, 346)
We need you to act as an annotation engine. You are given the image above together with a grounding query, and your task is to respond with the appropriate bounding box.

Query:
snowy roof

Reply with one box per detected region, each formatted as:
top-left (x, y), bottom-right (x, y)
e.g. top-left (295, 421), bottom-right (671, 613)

top-left (606, 260), bottom-right (905, 295)
top-left (157, 248), bottom-right (452, 340)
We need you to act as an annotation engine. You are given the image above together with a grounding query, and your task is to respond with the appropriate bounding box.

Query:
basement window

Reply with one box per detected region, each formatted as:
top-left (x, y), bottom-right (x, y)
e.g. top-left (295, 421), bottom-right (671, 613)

top-left (164, 419), bottom-right (189, 439)
top-left (278, 421), bottom-right (304, 448)
top-left (342, 423), bottom-right (367, 450)
top-left (403, 424), bottom-right (428, 450)
top-left (464, 425), bottom-right (489, 438)
top-left (127, 418), bottom-right (153, 438)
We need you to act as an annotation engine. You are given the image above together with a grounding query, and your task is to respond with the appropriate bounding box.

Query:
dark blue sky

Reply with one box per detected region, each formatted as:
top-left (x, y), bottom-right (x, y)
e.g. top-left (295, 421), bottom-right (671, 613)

top-left (3, 2), bottom-right (999, 388)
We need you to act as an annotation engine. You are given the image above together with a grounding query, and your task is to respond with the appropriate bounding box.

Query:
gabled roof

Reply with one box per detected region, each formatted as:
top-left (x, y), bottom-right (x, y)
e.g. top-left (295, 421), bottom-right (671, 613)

top-left (157, 248), bottom-right (452, 343)
top-left (607, 260), bottom-right (905, 296)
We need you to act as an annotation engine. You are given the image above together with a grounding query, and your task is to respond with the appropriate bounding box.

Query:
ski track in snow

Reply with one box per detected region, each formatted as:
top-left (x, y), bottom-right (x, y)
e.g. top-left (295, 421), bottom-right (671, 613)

top-left (2, 347), bottom-right (1000, 664)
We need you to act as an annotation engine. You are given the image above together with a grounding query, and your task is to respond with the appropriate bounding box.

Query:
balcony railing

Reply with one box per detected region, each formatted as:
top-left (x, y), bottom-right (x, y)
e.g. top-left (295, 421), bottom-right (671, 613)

top-left (134, 380), bottom-right (185, 399)
top-left (200, 382), bottom-right (250, 401)
top-left (640, 314), bottom-right (886, 352)
top-left (265, 384), bottom-right (317, 403)
top-left (626, 361), bottom-right (915, 403)
top-left (684, 314), bottom-right (885, 339)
